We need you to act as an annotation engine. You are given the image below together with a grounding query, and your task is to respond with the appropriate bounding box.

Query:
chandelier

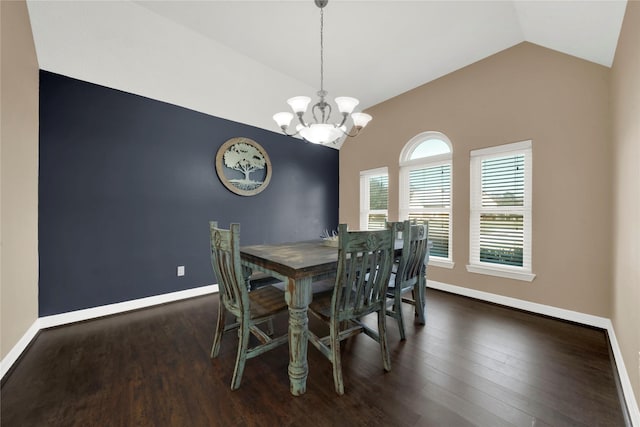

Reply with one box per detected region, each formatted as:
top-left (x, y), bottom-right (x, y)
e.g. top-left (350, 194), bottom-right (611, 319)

top-left (273, 0), bottom-right (372, 145)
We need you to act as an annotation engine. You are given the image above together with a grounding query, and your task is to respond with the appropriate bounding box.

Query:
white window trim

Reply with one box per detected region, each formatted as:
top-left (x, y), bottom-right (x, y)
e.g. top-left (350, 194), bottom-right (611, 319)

top-left (467, 140), bottom-right (535, 282)
top-left (360, 167), bottom-right (388, 230)
top-left (399, 131), bottom-right (454, 267)
top-left (429, 258), bottom-right (455, 269)
top-left (399, 131), bottom-right (452, 166)
top-left (466, 264), bottom-right (535, 281)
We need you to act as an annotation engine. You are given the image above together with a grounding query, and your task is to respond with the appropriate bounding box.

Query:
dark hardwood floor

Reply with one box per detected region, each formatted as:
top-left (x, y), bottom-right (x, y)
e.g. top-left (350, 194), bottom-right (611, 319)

top-left (1, 289), bottom-right (628, 426)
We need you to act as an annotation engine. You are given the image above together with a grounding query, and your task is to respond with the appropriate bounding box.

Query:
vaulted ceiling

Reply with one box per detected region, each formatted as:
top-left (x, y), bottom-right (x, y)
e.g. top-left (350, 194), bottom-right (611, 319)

top-left (26, 0), bottom-right (627, 136)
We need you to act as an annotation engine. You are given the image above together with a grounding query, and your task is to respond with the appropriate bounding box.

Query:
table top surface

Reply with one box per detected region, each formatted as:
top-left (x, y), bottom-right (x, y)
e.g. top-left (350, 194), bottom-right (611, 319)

top-left (241, 239), bottom-right (405, 280)
top-left (241, 240), bottom-right (339, 279)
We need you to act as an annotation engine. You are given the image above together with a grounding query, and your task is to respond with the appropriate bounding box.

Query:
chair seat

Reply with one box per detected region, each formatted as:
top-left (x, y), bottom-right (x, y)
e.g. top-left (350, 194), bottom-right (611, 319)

top-left (248, 285), bottom-right (288, 319)
top-left (309, 292), bottom-right (332, 321)
top-left (310, 278), bottom-right (335, 295)
top-left (309, 287), bottom-right (362, 322)
top-left (385, 272), bottom-right (419, 295)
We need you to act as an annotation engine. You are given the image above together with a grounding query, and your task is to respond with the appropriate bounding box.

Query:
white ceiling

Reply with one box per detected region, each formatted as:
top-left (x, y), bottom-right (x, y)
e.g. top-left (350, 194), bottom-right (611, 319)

top-left (26, 0), bottom-right (627, 138)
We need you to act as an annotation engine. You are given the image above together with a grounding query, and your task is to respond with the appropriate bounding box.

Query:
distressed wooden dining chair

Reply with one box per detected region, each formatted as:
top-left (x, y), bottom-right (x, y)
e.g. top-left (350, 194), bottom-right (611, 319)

top-left (307, 223), bottom-right (395, 395)
top-left (209, 221), bottom-right (289, 390)
top-left (386, 220), bottom-right (429, 340)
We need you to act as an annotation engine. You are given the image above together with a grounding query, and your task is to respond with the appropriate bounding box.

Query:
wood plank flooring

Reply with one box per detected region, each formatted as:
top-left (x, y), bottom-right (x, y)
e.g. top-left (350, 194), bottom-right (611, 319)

top-left (1, 289), bottom-right (629, 426)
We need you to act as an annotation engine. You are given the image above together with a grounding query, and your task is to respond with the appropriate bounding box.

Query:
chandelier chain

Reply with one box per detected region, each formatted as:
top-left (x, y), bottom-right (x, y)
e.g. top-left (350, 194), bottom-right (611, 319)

top-left (320, 7), bottom-right (324, 93)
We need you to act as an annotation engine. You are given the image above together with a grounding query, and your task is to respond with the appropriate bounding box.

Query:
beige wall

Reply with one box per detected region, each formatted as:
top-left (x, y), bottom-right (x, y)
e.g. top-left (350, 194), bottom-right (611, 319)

top-left (340, 42), bottom-right (612, 317)
top-left (1, 0), bottom-right (40, 360)
top-left (611, 1), bottom-right (640, 409)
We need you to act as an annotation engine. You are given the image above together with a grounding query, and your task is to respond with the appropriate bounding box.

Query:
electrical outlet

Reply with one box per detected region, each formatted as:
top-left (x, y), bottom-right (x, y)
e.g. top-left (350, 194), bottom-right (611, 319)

top-left (177, 265), bottom-right (185, 277)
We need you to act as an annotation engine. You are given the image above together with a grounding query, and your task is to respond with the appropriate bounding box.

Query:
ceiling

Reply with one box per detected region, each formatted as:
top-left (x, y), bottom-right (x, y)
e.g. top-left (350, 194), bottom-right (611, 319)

top-left (26, 0), bottom-right (628, 138)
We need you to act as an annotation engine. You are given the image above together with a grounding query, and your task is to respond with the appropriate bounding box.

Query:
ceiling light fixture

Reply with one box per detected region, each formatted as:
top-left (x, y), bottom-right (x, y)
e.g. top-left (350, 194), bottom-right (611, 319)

top-left (273, 0), bottom-right (372, 145)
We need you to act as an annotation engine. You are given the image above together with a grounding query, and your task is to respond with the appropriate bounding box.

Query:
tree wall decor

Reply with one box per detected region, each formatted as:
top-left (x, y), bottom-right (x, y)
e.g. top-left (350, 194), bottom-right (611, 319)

top-left (215, 137), bottom-right (272, 196)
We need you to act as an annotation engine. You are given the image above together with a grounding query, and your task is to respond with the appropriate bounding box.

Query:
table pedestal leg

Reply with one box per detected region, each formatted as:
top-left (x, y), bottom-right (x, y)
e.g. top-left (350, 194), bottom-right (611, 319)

top-left (285, 277), bottom-right (312, 396)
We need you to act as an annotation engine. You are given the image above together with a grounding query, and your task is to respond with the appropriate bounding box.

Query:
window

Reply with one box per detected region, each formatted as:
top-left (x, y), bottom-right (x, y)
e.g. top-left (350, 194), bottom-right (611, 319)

top-left (399, 132), bottom-right (453, 268)
top-left (360, 168), bottom-right (388, 230)
top-left (467, 140), bottom-right (535, 281)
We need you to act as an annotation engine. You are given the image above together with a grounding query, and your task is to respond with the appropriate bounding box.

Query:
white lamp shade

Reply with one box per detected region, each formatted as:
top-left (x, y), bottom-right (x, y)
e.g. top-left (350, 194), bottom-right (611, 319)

top-left (287, 96), bottom-right (311, 113)
top-left (273, 112), bottom-right (294, 128)
top-left (335, 97), bottom-right (359, 114)
top-left (299, 124), bottom-right (343, 145)
top-left (351, 112), bottom-right (372, 128)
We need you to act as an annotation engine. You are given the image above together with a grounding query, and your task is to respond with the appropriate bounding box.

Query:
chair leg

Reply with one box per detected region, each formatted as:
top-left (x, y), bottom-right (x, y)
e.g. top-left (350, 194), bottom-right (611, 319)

top-left (265, 318), bottom-right (274, 336)
top-left (330, 322), bottom-right (345, 395)
top-left (230, 320), bottom-right (250, 390)
top-left (411, 289), bottom-right (418, 317)
top-left (211, 302), bottom-right (227, 358)
top-left (414, 279), bottom-right (426, 325)
top-left (378, 310), bottom-right (391, 372)
top-left (395, 298), bottom-right (407, 341)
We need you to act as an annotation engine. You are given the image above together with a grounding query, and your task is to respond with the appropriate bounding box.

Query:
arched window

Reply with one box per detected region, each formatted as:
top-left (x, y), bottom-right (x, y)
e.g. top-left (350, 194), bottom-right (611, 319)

top-left (399, 131), bottom-right (454, 268)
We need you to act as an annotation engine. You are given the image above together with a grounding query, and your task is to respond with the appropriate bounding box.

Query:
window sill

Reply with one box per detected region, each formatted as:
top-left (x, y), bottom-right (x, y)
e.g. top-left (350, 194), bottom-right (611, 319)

top-left (466, 264), bottom-right (536, 282)
top-left (428, 259), bottom-right (455, 269)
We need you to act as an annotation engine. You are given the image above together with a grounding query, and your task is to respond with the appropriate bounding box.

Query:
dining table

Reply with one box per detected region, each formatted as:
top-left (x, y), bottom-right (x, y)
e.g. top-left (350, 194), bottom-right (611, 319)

top-left (240, 240), bottom-right (339, 396)
top-left (240, 238), bottom-right (408, 396)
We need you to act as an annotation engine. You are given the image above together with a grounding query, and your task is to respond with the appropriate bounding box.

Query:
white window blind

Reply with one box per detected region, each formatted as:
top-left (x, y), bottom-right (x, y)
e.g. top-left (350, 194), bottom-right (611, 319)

top-left (407, 165), bottom-right (451, 259)
top-left (468, 140), bottom-right (534, 281)
top-left (360, 168), bottom-right (388, 230)
top-left (399, 132), bottom-right (453, 267)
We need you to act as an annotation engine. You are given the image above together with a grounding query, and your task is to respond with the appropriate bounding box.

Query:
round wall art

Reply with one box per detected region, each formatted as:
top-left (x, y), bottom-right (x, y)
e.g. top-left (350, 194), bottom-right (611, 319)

top-left (215, 137), bottom-right (272, 196)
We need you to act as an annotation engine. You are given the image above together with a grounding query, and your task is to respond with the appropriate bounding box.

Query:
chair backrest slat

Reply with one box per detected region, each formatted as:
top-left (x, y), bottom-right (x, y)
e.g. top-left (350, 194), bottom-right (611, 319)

top-left (209, 222), bottom-right (249, 318)
top-left (332, 224), bottom-right (395, 320)
top-left (392, 220), bottom-right (429, 291)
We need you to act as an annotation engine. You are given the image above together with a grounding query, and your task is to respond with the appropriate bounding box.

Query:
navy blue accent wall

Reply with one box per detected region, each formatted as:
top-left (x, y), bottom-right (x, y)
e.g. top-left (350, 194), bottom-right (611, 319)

top-left (39, 71), bottom-right (339, 316)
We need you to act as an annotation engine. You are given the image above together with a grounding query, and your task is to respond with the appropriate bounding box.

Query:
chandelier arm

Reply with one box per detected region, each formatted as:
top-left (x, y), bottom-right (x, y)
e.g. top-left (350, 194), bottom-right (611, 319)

top-left (311, 103), bottom-right (319, 124)
top-left (296, 112), bottom-right (309, 127)
top-left (336, 113), bottom-right (349, 129)
top-left (311, 101), bottom-right (332, 125)
top-left (339, 125), bottom-right (365, 138)
top-left (322, 103), bottom-right (332, 123)
top-left (279, 126), bottom-right (301, 138)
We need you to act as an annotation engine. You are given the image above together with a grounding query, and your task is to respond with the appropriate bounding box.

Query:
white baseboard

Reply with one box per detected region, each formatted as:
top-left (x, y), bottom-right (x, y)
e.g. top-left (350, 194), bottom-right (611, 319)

top-left (427, 280), bottom-right (610, 328)
top-left (427, 280), bottom-right (639, 426)
top-left (0, 319), bottom-right (40, 379)
top-left (601, 320), bottom-right (640, 427)
top-left (1, 284), bottom-right (218, 380)
top-left (38, 284), bottom-right (218, 329)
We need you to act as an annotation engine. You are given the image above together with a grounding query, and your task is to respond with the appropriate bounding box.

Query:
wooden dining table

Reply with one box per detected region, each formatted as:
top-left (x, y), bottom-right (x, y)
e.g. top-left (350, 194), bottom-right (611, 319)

top-left (240, 238), bottom-right (407, 396)
top-left (240, 240), bottom-right (339, 396)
